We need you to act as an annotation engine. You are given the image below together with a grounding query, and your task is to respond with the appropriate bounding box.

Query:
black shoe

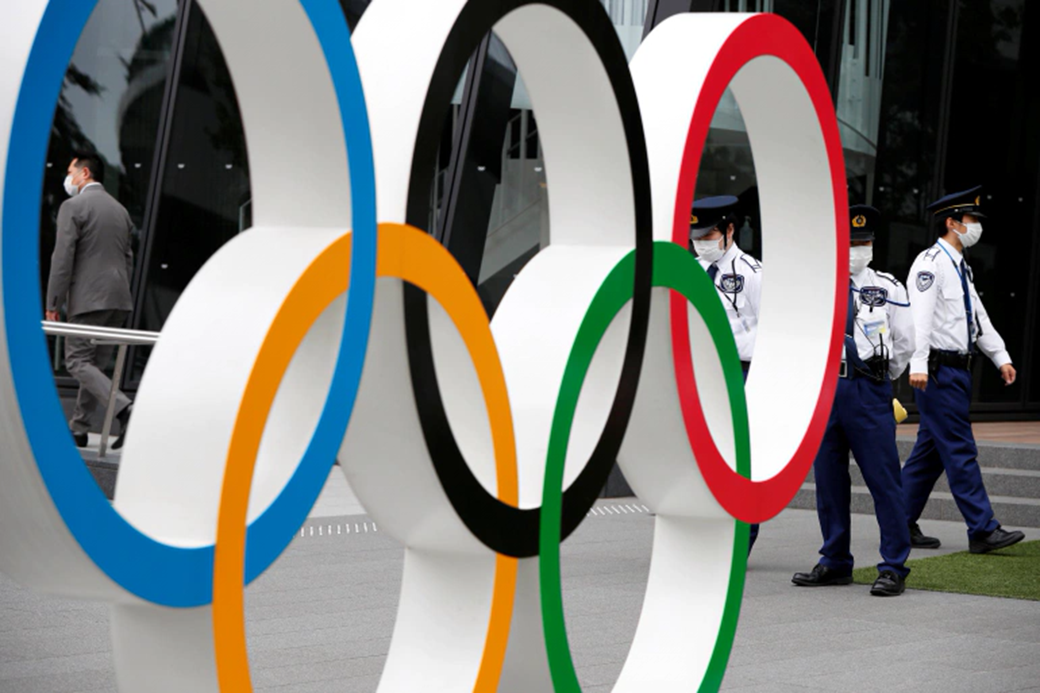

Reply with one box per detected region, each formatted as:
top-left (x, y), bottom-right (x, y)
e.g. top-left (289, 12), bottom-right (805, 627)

top-left (870, 570), bottom-right (906, 597)
top-left (969, 526), bottom-right (1025, 555)
top-left (71, 430), bottom-right (88, 448)
top-left (112, 404), bottom-right (132, 451)
top-left (909, 522), bottom-right (941, 549)
top-left (791, 563), bottom-right (853, 587)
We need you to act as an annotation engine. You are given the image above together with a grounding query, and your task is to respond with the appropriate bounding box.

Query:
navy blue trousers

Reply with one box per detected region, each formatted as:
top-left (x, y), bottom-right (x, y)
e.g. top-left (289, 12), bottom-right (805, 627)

top-left (814, 376), bottom-right (910, 576)
top-left (903, 365), bottom-right (998, 540)
top-left (742, 365), bottom-right (760, 553)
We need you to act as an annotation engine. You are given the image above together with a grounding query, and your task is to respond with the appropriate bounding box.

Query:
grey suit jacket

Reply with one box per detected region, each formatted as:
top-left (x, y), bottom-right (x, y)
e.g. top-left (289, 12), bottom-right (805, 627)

top-left (46, 184), bottom-right (134, 318)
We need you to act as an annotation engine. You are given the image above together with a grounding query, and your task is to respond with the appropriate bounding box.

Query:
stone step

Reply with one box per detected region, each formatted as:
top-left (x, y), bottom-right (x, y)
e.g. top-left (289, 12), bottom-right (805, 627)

top-left (790, 484), bottom-right (1040, 528)
top-left (844, 462), bottom-right (1040, 500)
top-left (896, 438), bottom-right (1040, 472)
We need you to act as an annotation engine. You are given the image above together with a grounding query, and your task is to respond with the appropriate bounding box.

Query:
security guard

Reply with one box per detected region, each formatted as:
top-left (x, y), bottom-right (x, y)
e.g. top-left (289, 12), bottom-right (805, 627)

top-left (792, 206), bottom-right (914, 596)
top-left (689, 195), bottom-right (762, 550)
top-left (903, 186), bottom-right (1025, 554)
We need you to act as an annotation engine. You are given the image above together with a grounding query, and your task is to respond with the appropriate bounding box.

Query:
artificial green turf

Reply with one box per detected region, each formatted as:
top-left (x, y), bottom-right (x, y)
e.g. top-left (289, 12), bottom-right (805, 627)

top-left (852, 540), bottom-right (1040, 601)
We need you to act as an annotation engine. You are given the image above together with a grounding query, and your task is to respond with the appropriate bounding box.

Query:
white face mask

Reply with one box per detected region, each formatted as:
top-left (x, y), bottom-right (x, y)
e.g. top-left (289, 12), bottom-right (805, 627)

top-left (849, 245), bottom-right (873, 275)
top-left (692, 237), bottom-right (726, 264)
top-left (63, 174), bottom-right (80, 197)
top-left (956, 221), bottom-right (983, 249)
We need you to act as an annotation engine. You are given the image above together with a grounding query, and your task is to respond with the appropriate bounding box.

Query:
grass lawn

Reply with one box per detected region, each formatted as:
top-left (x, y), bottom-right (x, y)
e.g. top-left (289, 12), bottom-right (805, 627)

top-left (852, 540), bottom-right (1040, 601)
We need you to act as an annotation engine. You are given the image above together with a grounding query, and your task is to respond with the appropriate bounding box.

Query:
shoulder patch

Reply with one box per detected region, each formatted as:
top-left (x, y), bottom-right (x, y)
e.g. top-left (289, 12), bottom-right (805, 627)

top-left (739, 256), bottom-right (761, 273)
top-left (719, 273), bottom-right (745, 294)
top-left (916, 271), bottom-right (935, 292)
top-left (859, 286), bottom-right (888, 307)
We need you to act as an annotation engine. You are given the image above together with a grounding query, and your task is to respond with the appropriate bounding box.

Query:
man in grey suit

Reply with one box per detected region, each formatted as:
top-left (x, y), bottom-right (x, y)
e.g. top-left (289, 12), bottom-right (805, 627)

top-left (45, 154), bottom-right (134, 449)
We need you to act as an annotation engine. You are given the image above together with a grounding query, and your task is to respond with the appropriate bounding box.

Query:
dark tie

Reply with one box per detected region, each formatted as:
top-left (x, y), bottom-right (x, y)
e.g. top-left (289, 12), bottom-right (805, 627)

top-left (846, 280), bottom-right (855, 336)
top-left (844, 281), bottom-right (859, 363)
top-left (960, 259), bottom-right (974, 348)
top-left (708, 263), bottom-right (719, 282)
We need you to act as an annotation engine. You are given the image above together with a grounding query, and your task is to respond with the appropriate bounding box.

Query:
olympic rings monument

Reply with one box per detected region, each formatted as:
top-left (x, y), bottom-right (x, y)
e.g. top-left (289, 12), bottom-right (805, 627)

top-left (0, 1), bottom-right (848, 691)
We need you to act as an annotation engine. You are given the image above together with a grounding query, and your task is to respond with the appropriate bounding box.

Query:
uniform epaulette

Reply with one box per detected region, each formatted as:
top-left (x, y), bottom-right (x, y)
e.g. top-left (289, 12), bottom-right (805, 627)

top-left (923, 245), bottom-right (942, 262)
top-left (739, 255), bottom-right (761, 273)
top-left (874, 270), bottom-right (902, 288)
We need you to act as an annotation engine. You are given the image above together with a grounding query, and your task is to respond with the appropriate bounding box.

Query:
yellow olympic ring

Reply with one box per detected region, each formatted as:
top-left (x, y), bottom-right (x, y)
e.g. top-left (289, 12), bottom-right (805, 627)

top-left (212, 223), bottom-right (519, 691)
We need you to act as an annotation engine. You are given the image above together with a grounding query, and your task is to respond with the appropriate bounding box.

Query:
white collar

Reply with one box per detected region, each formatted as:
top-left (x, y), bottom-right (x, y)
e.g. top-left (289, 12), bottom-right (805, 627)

top-left (715, 241), bottom-right (740, 268)
top-left (851, 267), bottom-right (872, 286)
top-left (937, 237), bottom-right (964, 264)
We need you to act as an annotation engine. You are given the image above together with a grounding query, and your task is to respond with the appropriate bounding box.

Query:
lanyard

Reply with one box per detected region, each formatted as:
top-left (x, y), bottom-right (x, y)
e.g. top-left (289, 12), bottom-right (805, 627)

top-left (710, 248), bottom-right (742, 318)
top-left (936, 241), bottom-right (975, 348)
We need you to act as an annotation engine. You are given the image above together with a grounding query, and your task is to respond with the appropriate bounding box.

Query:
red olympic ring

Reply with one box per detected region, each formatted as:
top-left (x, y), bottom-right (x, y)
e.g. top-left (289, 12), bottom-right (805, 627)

top-left (670, 14), bottom-right (849, 524)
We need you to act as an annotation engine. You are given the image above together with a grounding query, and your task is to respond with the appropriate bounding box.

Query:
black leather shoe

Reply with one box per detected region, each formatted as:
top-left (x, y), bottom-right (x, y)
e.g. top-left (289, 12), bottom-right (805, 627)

top-left (112, 403), bottom-right (132, 451)
top-left (909, 522), bottom-right (941, 549)
top-left (71, 430), bottom-right (88, 448)
top-left (969, 526), bottom-right (1025, 555)
top-left (870, 570), bottom-right (906, 597)
top-left (791, 563), bottom-right (853, 587)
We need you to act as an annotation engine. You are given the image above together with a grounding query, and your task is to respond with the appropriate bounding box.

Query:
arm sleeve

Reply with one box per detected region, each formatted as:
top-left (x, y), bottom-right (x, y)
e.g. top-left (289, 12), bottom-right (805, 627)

top-left (747, 260), bottom-right (762, 320)
top-left (45, 203), bottom-right (78, 312)
top-left (907, 256), bottom-right (939, 375)
top-left (887, 280), bottom-right (915, 379)
top-left (972, 286), bottom-right (1011, 368)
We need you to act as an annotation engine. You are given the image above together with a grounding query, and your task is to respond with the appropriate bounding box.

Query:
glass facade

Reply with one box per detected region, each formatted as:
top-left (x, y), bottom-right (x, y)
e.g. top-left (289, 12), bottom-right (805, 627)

top-left (127, 3), bottom-right (250, 382)
top-left (39, 0), bottom-right (1040, 416)
top-left (475, 0), bottom-right (650, 316)
top-left (869, 0), bottom-right (1038, 414)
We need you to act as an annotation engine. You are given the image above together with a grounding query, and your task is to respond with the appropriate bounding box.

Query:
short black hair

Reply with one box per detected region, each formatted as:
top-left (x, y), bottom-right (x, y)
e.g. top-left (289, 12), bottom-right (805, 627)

top-left (71, 152), bottom-right (104, 185)
top-left (719, 212), bottom-right (739, 234)
top-left (936, 214), bottom-right (966, 236)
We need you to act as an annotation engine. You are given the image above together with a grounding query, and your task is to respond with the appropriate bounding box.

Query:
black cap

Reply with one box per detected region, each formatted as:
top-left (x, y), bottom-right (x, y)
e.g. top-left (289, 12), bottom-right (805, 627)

top-left (689, 195), bottom-right (739, 240)
top-left (926, 185), bottom-right (987, 221)
top-left (849, 204), bottom-right (881, 241)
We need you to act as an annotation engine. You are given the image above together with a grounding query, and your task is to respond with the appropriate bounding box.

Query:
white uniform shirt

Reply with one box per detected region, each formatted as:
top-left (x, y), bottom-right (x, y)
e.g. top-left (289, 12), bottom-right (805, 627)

top-left (698, 243), bottom-right (761, 362)
top-left (845, 266), bottom-right (915, 379)
top-left (907, 237), bottom-right (1011, 375)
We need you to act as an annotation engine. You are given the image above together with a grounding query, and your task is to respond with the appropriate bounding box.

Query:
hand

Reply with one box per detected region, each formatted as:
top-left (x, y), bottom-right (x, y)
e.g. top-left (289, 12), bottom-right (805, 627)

top-left (1000, 363), bottom-right (1016, 386)
top-left (909, 372), bottom-right (928, 391)
top-left (44, 310), bottom-right (60, 322)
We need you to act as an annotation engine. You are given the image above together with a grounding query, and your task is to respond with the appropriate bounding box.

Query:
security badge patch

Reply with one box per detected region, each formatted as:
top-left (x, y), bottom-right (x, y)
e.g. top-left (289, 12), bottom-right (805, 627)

top-left (852, 214), bottom-right (867, 228)
top-left (916, 271), bottom-right (935, 292)
top-left (720, 273), bottom-right (744, 294)
top-left (859, 286), bottom-right (888, 307)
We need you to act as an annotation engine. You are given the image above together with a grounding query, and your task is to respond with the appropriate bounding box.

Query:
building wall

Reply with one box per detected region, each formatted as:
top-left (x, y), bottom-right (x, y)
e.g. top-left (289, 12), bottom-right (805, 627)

top-left (41, 0), bottom-right (1040, 416)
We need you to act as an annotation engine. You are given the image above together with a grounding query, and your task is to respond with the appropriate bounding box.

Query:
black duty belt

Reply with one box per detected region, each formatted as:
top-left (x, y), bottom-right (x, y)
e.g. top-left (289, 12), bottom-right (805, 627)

top-left (930, 349), bottom-right (973, 371)
top-left (840, 357), bottom-right (889, 382)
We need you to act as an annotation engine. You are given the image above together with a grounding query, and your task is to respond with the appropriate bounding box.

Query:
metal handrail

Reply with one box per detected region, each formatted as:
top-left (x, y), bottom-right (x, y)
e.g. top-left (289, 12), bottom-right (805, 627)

top-left (42, 321), bottom-right (159, 345)
top-left (41, 320), bottom-right (160, 458)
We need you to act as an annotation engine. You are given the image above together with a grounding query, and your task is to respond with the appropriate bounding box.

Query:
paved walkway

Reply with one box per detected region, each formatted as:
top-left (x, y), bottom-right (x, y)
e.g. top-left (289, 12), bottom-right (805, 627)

top-left (0, 474), bottom-right (1036, 692)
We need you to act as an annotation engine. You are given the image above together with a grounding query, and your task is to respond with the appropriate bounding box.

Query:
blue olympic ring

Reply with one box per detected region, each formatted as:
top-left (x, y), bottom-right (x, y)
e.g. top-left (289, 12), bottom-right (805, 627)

top-left (1, 0), bottom-right (376, 607)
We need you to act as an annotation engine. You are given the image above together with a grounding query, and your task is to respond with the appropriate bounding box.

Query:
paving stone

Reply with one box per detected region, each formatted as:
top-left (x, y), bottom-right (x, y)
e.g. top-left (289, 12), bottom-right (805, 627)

top-left (1, 494), bottom-right (1038, 692)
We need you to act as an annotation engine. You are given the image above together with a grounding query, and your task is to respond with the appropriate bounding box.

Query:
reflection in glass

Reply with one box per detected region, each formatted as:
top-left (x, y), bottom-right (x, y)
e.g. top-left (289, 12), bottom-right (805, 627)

top-left (475, 49), bottom-right (546, 318)
top-left (477, 1), bottom-right (650, 316)
top-left (944, 0), bottom-right (1031, 405)
top-left (835, 0), bottom-right (891, 204)
top-left (873, 0), bottom-right (1037, 411)
top-left (130, 4), bottom-right (250, 382)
